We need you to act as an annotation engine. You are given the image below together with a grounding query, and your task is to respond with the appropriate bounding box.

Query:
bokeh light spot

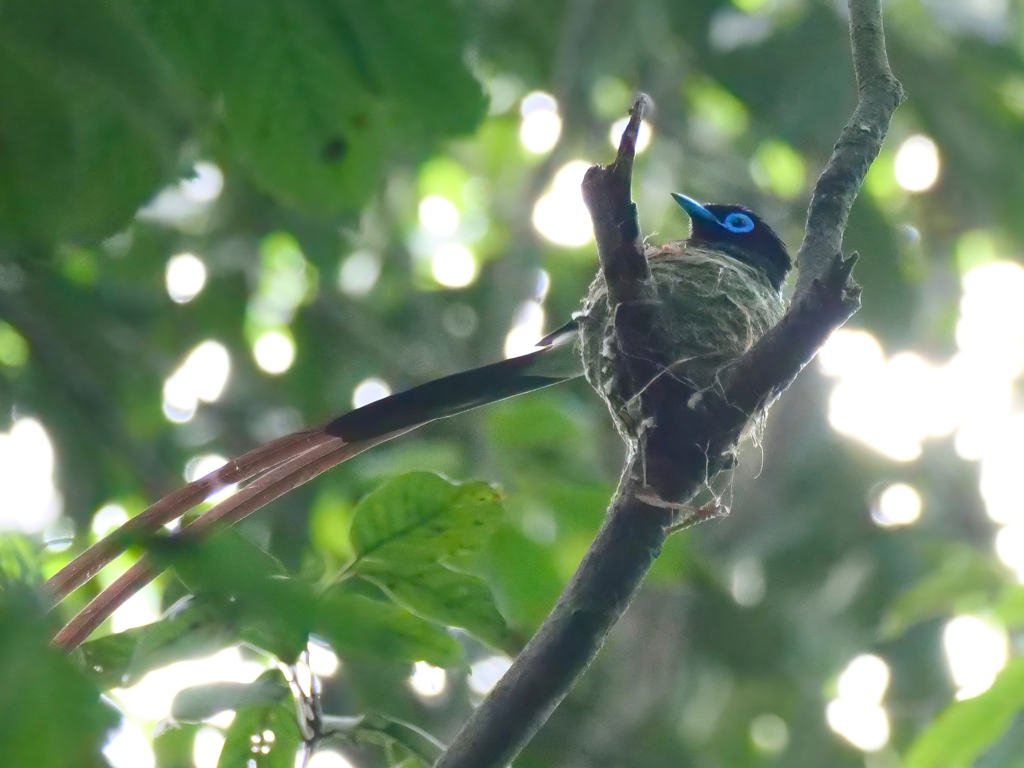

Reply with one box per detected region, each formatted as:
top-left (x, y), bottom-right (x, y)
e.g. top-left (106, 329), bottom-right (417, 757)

top-left (468, 655), bottom-right (512, 696)
top-left (103, 718), bottom-right (155, 768)
top-left (818, 287), bottom-right (1024, 465)
top-left (185, 453), bottom-right (228, 481)
top-left (180, 161), bottom-right (224, 203)
top-left (687, 78), bottom-right (749, 144)
top-left (826, 699), bottom-right (890, 752)
top-left (943, 615), bottom-right (1007, 699)
top-left (442, 303), bottom-right (479, 339)
top-left (307, 639), bottom-right (340, 678)
top-left (184, 453), bottom-right (235, 504)
top-left (307, 750), bottom-right (356, 768)
top-left (431, 244), bottom-right (478, 288)
top-left (838, 655), bottom-right (890, 704)
top-left (504, 300), bottom-right (546, 359)
top-left (408, 661), bottom-right (446, 698)
top-left (193, 726), bottom-right (225, 768)
top-left (352, 377), bottom-right (392, 409)
top-left (818, 329), bottom-right (884, 379)
top-left (957, 262), bottom-right (1024, 377)
top-left (165, 252), bottom-right (207, 303)
top-left (872, 483), bottom-right (922, 527)
top-left (749, 713), bottom-right (788, 752)
top-left (91, 503), bottom-right (129, 538)
top-left (0, 418), bottom-right (61, 534)
top-left (163, 340), bottom-right (231, 422)
top-left (608, 117), bottom-right (652, 152)
top-left (251, 232), bottom-right (316, 328)
top-left (189, 341), bottom-right (230, 402)
top-left (894, 134), bottom-right (940, 192)
top-left (112, 646), bottom-right (267, 722)
top-left (253, 329), bottom-right (296, 375)
top-left (826, 654), bottom-right (891, 752)
top-left (729, 557), bottom-right (766, 607)
top-left (519, 91), bottom-right (561, 153)
top-left (827, 351), bottom-right (952, 461)
top-left (338, 250), bottom-right (381, 298)
top-left (532, 160), bottom-right (594, 247)
top-left (419, 195), bottom-right (460, 237)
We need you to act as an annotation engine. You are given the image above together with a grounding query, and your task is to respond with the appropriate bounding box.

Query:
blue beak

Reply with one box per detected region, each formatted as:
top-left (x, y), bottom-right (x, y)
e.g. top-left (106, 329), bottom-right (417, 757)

top-left (671, 193), bottom-right (721, 228)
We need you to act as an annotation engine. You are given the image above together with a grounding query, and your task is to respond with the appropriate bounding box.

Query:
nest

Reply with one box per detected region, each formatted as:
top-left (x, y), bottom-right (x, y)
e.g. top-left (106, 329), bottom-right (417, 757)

top-left (577, 243), bottom-right (787, 453)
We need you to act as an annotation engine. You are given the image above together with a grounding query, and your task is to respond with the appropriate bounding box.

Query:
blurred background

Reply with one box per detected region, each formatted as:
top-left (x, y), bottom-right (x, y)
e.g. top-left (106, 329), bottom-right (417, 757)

top-left (3, 0), bottom-right (1024, 766)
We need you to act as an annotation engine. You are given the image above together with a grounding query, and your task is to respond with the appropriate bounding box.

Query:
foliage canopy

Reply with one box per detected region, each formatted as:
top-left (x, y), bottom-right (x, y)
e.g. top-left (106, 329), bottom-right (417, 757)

top-left (3, 1), bottom-right (1024, 767)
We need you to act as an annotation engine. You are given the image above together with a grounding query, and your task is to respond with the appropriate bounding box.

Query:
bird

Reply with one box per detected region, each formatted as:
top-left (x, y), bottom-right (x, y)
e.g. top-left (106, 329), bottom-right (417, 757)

top-left (577, 193), bottom-right (790, 444)
top-left (47, 194), bottom-right (792, 606)
top-left (335, 193), bottom-right (790, 445)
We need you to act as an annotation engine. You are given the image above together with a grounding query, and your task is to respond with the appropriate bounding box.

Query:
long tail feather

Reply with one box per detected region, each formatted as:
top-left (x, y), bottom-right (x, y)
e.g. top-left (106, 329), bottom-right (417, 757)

top-left (52, 426), bottom-right (414, 649)
top-left (46, 426), bottom-right (337, 600)
top-left (48, 338), bottom-right (580, 645)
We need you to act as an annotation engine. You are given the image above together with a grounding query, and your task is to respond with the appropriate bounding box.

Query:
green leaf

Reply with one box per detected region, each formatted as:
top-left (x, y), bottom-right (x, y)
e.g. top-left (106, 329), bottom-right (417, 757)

top-left (349, 472), bottom-right (504, 571)
top-left (78, 598), bottom-right (236, 689)
top-left (993, 584), bottom-right (1024, 628)
top-left (146, 529), bottom-right (462, 667)
top-left (341, 0), bottom-right (487, 138)
top-left (153, 529), bottom-right (316, 660)
top-left (317, 589), bottom-right (463, 668)
top-left (0, 534), bottom-right (41, 583)
top-left (904, 658), bottom-right (1024, 768)
top-left (344, 473), bottom-right (511, 649)
top-left (218, 693), bottom-right (303, 768)
top-left (0, 586), bottom-right (119, 768)
top-left (486, 397), bottom-right (583, 453)
top-left (0, 0), bottom-right (180, 248)
top-left (172, 670), bottom-right (291, 723)
top-left (482, 525), bottom-right (563, 631)
top-left (153, 722), bottom-right (201, 768)
top-left (319, 713), bottom-right (443, 767)
top-left (364, 566), bottom-right (512, 651)
top-left (880, 545), bottom-right (1008, 640)
top-left (134, 0), bottom-right (485, 215)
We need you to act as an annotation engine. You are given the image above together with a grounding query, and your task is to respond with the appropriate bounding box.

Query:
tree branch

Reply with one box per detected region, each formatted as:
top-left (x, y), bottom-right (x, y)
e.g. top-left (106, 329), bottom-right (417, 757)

top-left (794, 0), bottom-right (905, 295)
top-left (433, 2), bottom-right (903, 767)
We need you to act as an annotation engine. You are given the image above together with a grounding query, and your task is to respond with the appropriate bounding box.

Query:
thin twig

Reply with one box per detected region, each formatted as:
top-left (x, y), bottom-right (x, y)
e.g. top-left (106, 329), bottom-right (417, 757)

top-left (794, 0), bottom-right (904, 294)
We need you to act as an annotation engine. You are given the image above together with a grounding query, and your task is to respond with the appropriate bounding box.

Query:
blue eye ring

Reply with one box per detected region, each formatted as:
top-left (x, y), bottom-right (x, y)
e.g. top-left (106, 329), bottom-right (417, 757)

top-left (723, 212), bottom-right (755, 233)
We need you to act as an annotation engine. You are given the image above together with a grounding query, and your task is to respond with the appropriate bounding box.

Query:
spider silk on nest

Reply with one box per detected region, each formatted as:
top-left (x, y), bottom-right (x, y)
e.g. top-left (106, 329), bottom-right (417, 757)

top-left (577, 242), bottom-right (787, 492)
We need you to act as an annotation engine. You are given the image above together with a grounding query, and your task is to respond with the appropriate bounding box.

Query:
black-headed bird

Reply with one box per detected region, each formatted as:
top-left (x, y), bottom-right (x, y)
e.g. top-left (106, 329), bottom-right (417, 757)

top-left (331, 193), bottom-right (791, 450)
top-left (48, 194), bottom-right (792, 604)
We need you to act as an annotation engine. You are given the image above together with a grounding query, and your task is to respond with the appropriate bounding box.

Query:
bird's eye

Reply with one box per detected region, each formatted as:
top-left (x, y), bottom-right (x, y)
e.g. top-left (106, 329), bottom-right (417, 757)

top-left (723, 213), bottom-right (755, 233)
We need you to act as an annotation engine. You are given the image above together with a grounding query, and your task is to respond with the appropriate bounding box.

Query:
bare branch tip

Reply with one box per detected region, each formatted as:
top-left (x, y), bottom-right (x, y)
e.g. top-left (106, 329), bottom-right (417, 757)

top-left (580, 163), bottom-right (610, 203)
top-left (630, 92), bottom-right (653, 120)
top-left (615, 93), bottom-right (654, 157)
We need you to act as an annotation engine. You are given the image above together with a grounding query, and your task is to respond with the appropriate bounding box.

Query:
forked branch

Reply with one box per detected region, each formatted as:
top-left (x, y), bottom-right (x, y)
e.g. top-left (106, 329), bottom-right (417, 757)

top-left (433, 2), bottom-right (903, 767)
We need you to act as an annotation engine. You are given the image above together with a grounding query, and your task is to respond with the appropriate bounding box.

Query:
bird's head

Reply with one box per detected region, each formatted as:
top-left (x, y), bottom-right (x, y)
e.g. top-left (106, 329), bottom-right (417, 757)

top-left (672, 193), bottom-right (792, 292)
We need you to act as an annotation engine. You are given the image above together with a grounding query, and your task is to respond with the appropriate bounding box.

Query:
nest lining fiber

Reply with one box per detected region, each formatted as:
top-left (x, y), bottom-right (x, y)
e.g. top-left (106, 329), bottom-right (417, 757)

top-left (577, 243), bottom-right (787, 450)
